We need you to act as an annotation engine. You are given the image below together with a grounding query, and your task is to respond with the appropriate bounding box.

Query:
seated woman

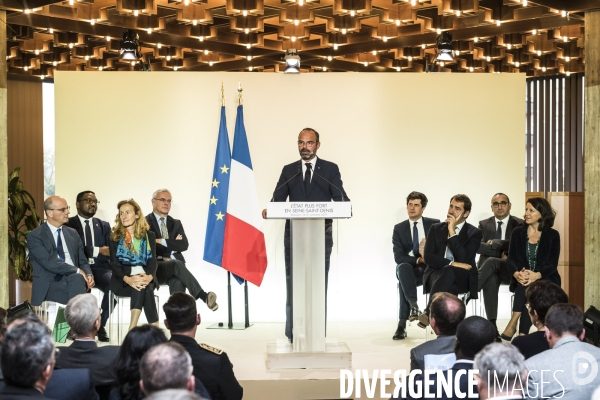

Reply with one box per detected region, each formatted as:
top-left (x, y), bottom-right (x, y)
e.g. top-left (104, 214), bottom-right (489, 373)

top-left (501, 197), bottom-right (561, 341)
top-left (111, 325), bottom-right (167, 400)
top-left (109, 199), bottom-right (158, 330)
top-left (511, 280), bottom-right (568, 359)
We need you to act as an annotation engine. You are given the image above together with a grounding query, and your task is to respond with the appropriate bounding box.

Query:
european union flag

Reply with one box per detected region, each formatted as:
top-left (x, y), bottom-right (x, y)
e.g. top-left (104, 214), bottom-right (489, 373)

top-left (203, 106), bottom-right (231, 266)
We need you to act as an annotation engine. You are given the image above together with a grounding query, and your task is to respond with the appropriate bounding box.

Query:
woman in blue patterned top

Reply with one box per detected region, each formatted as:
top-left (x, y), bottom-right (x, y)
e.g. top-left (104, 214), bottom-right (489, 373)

top-left (500, 197), bottom-right (561, 341)
top-left (109, 199), bottom-right (159, 331)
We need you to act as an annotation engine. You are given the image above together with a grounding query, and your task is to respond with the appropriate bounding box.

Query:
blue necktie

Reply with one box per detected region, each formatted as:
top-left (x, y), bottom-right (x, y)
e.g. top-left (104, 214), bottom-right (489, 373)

top-left (56, 228), bottom-right (66, 262)
top-left (412, 222), bottom-right (419, 256)
top-left (495, 221), bottom-right (503, 240)
top-left (84, 220), bottom-right (94, 258)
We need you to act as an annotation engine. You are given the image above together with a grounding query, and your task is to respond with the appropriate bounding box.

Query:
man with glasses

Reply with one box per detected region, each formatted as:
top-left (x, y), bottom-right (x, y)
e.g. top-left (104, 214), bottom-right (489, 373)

top-left (27, 196), bottom-right (94, 309)
top-left (145, 189), bottom-right (218, 311)
top-left (262, 128), bottom-right (350, 342)
top-left (471, 193), bottom-right (523, 334)
top-left (65, 191), bottom-right (112, 341)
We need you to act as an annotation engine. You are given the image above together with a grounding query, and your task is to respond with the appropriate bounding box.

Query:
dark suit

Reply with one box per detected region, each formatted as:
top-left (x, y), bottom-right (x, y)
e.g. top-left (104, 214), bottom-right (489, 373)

top-left (393, 217), bottom-right (439, 324)
top-left (65, 216), bottom-right (113, 326)
top-left (271, 157), bottom-right (350, 339)
top-left (145, 214), bottom-right (206, 300)
top-left (476, 215), bottom-right (523, 321)
top-left (27, 223), bottom-right (93, 306)
top-left (424, 222), bottom-right (482, 308)
top-left (0, 385), bottom-right (55, 399)
top-left (409, 334), bottom-right (455, 371)
top-left (507, 226), bottom-right (560, 334)
top-left (55, 340), bottom-right (120, 386)
top-left (45, 368), bottom-right (99, 400)
top-left (108, 231), bottom-right (159, 323)
top-left (169, 335), bottom-right (243, 400)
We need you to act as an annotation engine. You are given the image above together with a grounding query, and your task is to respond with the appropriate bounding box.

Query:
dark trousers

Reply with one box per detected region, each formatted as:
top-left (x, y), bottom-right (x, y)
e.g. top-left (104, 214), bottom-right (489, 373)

top-left (156, 260), bottom-right (205, 300)
top-left (91, 267), bottom-right (112, 327)
top-left (477, 257), bottom-right (511, 320)
top-left (513, 284), bottom-right (533, 334)
top-left (396, 263), bottom-right (425, 325)
top-left (46, 273), bottom-right (87, 304)
top-left (284, 245), bottom-right (332, 340)
top-left (426, 265), bottom-right (470, 310)
top-left (113, 283), bottom-right (158, 323)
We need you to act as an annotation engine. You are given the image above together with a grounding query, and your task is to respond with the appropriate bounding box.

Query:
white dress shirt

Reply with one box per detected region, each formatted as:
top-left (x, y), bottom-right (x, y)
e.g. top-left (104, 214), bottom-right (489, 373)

top-left (77, 215), bottom-right (99, 258)
top-left (301, 156), bottom-right (317, 183)
top-left (495, 216), bottom-right (510, 240)
top-left (408, 217), bottom-right (426, 257)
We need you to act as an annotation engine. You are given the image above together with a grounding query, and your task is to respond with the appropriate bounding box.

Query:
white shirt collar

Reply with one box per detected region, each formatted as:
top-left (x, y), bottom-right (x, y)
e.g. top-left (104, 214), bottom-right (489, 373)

top-left (455, 221), bottom-right (466, 232)
top-left (409, 217), bottom-right (424, 225)
top-left (77, 214), bottom-right (92, 226)
top-left (46, 221), bottom-right (62, 235)
top-left (495, 215), bottom-right (510, 225)
top-left (301, 156), bottom-right (318, 169)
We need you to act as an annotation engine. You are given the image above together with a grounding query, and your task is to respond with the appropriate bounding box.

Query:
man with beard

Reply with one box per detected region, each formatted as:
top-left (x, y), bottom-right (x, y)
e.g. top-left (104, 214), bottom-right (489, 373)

top-left (262, 127), bottom-right (350, 341)
top-left (66, 190), bottom-right (112, 342)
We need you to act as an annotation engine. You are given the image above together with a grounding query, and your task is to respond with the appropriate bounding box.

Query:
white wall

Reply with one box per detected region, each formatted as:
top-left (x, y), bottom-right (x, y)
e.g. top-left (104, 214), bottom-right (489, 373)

top-left (55, 72), bottom-right (525, 324)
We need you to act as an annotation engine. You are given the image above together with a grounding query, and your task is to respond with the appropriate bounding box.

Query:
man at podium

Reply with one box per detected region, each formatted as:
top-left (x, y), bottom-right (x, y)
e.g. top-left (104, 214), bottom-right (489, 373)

top-left (262, 127), bottom-right (350, 341)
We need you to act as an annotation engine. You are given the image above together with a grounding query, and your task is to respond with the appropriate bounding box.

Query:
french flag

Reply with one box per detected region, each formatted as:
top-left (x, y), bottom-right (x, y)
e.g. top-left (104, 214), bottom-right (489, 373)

top-left (221, 105), bottom-right (268, 286)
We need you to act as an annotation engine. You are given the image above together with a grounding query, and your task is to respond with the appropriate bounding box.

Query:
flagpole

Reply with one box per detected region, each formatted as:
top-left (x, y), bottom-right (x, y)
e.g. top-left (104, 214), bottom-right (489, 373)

top-left (227, 272), bottom-right (233, 329)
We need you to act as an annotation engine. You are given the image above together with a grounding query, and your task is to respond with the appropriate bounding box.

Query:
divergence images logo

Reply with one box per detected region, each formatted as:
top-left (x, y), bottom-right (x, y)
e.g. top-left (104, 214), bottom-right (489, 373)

top-left (572, 351), bottom-right (598, 386)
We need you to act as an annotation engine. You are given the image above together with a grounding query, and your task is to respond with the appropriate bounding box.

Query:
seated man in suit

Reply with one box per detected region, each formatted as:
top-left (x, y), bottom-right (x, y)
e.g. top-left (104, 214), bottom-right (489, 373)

top-left (392, 191), bottom-right (440, 340)
top-left (140, 343), bottom-right (195, 396)
top-left (55, 294), bottom-right (120, 388)
top-left (65, 190), bottom-right (112, 342)
top-left (526, 303), bottom-right (600, 399)
top-left (164, 292), bottom-right (243, 400)
top-left (0, 313), bottom-right (57, 399)
top-left (410, 292), bottom-right (465, 372)
top-left (146, 189), bottom-right (217, 311)
top-left (474, 343), bottom-right (527, 400)
top-left (419, 194), bottom-right (482, 329)
top-left (474, 193), bottom-right (523, 332)
top-left (27, 196), bottom-right (94, 308)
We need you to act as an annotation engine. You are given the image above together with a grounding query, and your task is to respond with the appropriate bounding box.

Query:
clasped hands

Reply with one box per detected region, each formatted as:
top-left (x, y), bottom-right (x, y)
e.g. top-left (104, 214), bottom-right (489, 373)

top-left (514, 268), bottom-right (541, 286)
top-left (79, 270), bottom-right (95, 289)
top-left (124, 274), bottom-right (153, 291)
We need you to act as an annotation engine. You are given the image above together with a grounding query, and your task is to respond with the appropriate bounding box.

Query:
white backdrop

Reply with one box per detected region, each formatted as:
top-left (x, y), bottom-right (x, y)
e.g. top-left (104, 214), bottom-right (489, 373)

top-left (55, 71), bottom-right (525, 325)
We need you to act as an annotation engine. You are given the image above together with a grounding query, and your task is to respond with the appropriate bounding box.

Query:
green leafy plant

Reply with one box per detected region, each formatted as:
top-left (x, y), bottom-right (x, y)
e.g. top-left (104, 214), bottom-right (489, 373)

top-left (8, 167), bottom-right (40, 281)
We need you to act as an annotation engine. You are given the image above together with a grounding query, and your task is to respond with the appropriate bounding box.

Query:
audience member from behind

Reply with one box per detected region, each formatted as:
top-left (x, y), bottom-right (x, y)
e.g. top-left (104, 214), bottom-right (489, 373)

top-left (510, 280), bottom-right (568, 359)
top-left (56, 293), bottom-right (120, 386)
top-left (502, 197), bottom-right (560, 340)
top-left (0, 313), bottom-right (56, 399)
top-left (410, 292), bottom-right (466, 371)
top-left (140, 342), bottom-right (195, 395)
top-left (525, 303), bottom-right (600, 399)
top-left (108, 199), bottom-right (159, 331)
top-left (164, 292), bottom-right (243, 400)
top-left (474, 343), bottom-right (527, 400)
top-left (110, 325), bottom-right (167, 400)
top-left (0, 307), bottom-right (7, 344)
top-left (145, 390), bottom-right (203, 400)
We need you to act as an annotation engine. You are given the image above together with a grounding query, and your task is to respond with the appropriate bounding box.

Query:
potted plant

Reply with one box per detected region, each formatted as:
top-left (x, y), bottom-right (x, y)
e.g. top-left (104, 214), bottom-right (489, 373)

top-left (8, 167), bottom-right (40, 302)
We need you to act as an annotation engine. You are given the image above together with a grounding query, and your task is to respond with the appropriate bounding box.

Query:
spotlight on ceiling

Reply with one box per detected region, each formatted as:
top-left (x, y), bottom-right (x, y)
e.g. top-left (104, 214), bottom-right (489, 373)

top-left (284, 48), bottom-right (301, 73)
top-left (435, 31), bottom-right (454, 61)
top-left (120, 29), bottom-right (141, 61)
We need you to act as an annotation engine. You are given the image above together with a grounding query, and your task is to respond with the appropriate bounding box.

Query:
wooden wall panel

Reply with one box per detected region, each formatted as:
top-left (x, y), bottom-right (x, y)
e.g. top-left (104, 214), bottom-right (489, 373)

top-left (7, 75), bottom-right (44, 307)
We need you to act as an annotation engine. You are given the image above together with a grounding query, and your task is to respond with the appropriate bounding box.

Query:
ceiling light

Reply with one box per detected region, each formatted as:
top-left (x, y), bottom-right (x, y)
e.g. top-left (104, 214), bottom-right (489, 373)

top-left (333, 43), bottom-right (338, 50)
top-left (507, 43), bottom-right (512, 49)
top-left (408, 55), bottom-right (412, 61)
top-left (52, 61), bottom-right (57, 66)
top-left (383, 36), bottom-right (387, 42)
top-left (199, 37), bottom-right (204, 41)
top-left (496, 20), bottom-right (501, 26)
top-left (363, 62), bottom-right (368, 66)
top-left (395, 19), bottom-right (400, 26)
top-left (341, 28), bottom-right (347, 34)
top-left (249, 66), bottom-right (253, 71)
top-left (396, 67), bottom-right (400, 71)
top-left (566, 71), bottom-right (571, 76)
top-left (246, 43), bottom-right (251, 49)
top-left (537, 50), bottom-right (541, 56)
top-left (49, 28), bottom-right (54, 33)
top-left (455, 50), bottom-right (460, 55)
top-left (350, 10), bottom-right (355, 16)
top-left (421, 43), bottom-right (426, 49)
top-left (242, 10), bottom-right (248, 16)
top-left (469, 66), bottom-right (474, 72)
top-left (456, 10), bottom-right (460, 16)
top-left (439, 61), bottom-right (445, 67)
top-left (486, 56), bottom-right (491, 61)
top-left (84, 55), bottom-right (89, 60)
top-left (435, 31), bottom-right (454, 61)
top-left (323, 66), bottom-right (327, 71)
top-left (541, 66), bottom-right (546, 71)
top-left (193, 20), bottom-right (198, 25)
top-left (523, 0), bottom-right (528, 5)
top-left (284, 48), bottom-right (300, 73)
top-left (474, 36), bottom-right (478, 42)
top-left (184, 0), bottom-right (189, 5)
top-left (298, 0), bottom-right (304, 5)
top-left (245, 28), bottom-right (249, 34)
top-left (147, 28), bottom-right (152, 34)
top-left (106, 36), bottom-right (111, 41)
top-left (209, 61), bottom-right (214, 66)
top-left (565, 56), bottom-right (570, 62)
top-left (204, 49), bottom-right (209, 55)
top-left (166, 55), bottom-right (171, 61)
top-left (174, 66), bottom-right (179, 70)
top-left (90, 19), bottom-right (95, 25)
top-left (133, 10), bottom-right (139, 16)
top-left (515, 61), bottom-right (520, 67)
top-left (99, 66), bottom-right (103, 71)
top-left (24, 9), bottom-right (30, 13)
top-left (411, 0), bottom-right (416, 5)
top-left (372, 50), bottom-right (376, 55)
top-left (69, 0), bottom-right (74, 4)
top-left (35, 50), bottom-right (39, 55)
top-left (294, 19), bottom-right (299, 25)
top-left (532, 29), bottom-right (537, 35)
top-left (563, 36), bottom-right (568, 42)
top-left (157, 43), bottom-right (162, 48)
top-left (291, 36), bottom-right (297, 42)
top-left (119, 29), bottom-right (141, 61)
top-left (561, 10), bottom-right (566, 17)
top-left (24, 66), bottom-right (29, 71)
top-left (247, 55), bottom-right (251, 60)
top-left (131, 61), bottom-right (136, 66)
top-left (436, 28), bottom-right (441, 34)
top-left (327, 56), bottom-right (332, 61)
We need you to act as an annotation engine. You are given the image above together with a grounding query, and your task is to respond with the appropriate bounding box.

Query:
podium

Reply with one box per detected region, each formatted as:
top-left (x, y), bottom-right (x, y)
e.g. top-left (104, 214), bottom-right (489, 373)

top-left (265, 202), bottom-right (353, 369)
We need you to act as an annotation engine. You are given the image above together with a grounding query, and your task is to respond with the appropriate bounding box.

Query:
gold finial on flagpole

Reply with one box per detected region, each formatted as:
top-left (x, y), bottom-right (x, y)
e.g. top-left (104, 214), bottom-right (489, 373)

top-left (221, 82), bottom-right (225, 106)
top-left (238, 81), bottom-right (243, 105)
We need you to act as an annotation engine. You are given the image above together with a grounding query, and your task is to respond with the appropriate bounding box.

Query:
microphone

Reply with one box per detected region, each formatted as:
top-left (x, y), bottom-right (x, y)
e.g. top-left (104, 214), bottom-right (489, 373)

top-left (313, 169), bottom-right (346, 201)
top-left (270, 166), bottom-right (301, 202)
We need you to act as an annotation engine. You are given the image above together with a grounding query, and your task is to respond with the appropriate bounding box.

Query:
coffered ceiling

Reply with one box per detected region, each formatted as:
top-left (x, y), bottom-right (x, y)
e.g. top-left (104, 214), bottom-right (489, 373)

top-left (1, 0), bottom-right (596, 75)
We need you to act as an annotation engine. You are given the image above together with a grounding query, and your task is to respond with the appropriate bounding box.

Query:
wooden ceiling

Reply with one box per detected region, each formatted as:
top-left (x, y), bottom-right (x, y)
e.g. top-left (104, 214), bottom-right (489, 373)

top-left (1, 0), bottom-right (596, 75)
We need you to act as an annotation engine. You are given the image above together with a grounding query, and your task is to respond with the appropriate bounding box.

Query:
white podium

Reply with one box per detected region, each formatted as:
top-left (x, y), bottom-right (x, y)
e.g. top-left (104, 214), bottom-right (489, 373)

top-left (265, 202), bottom-right (353, 370)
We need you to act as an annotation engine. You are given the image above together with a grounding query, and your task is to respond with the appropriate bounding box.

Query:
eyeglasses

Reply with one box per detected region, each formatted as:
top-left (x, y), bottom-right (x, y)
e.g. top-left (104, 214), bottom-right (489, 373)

top-left (80, 199), bottom-right (99, 205)
top-left (154, 198), bottom-right (172, 204)
top-left (492, 201), bottom-right (508, 208)
top-left (50, 206), bottom-right (70, 213)
top-left (297, 141), bottom-right (316, 147)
